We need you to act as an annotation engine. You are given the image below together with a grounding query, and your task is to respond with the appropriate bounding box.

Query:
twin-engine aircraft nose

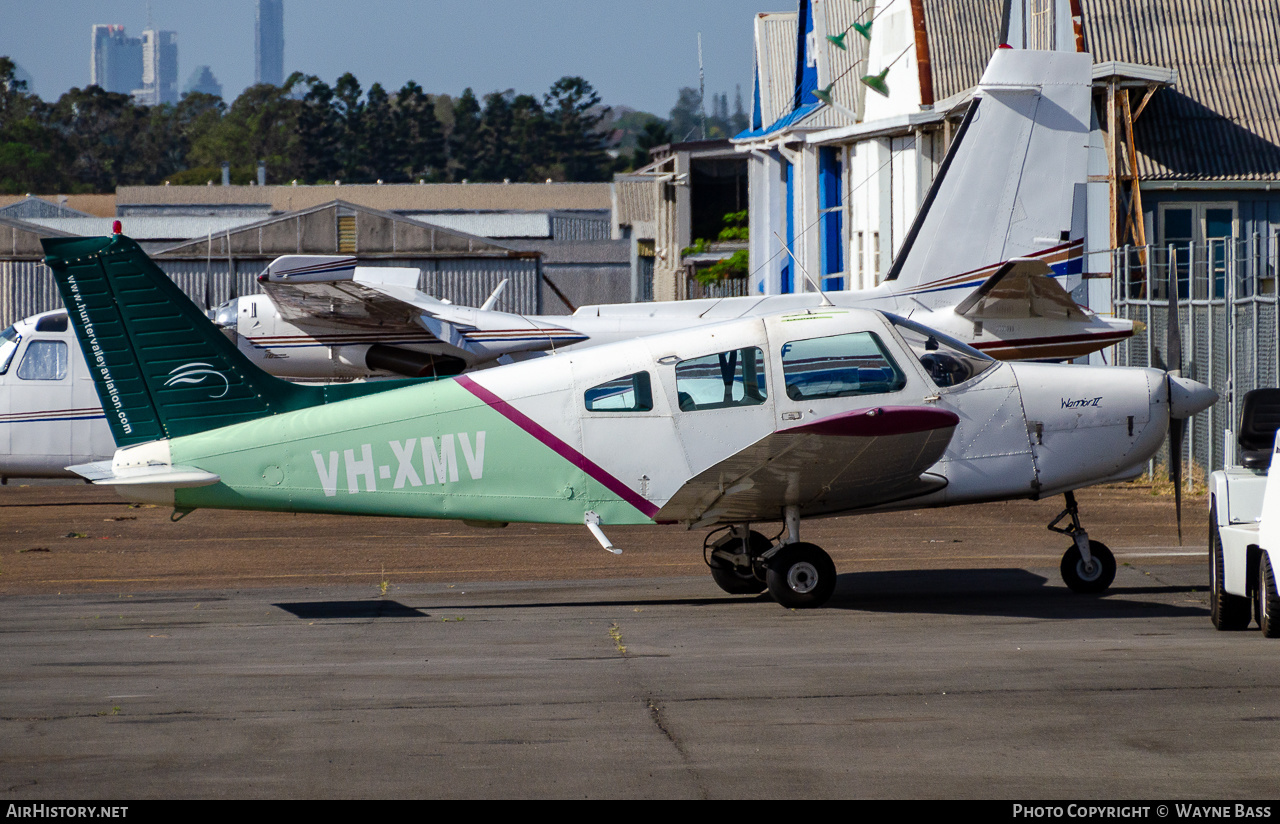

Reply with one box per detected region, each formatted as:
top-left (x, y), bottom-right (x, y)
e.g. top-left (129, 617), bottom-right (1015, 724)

top-left (1168, 375), bottom-right (1217, 419)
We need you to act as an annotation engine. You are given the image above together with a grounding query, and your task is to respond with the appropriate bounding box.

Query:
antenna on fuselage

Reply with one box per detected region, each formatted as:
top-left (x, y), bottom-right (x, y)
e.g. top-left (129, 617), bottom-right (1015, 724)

top-left (772, 231), bottom-right (834, 307)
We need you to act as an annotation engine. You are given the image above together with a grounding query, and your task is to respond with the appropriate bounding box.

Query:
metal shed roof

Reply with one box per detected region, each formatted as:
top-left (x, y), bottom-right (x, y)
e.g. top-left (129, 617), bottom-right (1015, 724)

top-left (1083, 0), bottom-right (1280, 181)
top-left (921, 0), bottom-right (1005, 102)
top-left (152, 200), bottom-right (530, 260)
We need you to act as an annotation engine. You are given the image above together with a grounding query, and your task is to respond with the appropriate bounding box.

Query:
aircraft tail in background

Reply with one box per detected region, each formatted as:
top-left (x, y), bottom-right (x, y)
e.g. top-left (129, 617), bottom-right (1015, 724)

top-left (41, 234), bottom-right (421, 448)
top-left (884, 48), bottom-right (1092, 308)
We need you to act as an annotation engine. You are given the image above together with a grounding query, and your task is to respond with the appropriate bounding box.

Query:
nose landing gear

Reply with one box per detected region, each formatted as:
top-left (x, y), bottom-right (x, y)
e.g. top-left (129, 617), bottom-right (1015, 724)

top-left (1049, 491), bottom-right (1116, 593)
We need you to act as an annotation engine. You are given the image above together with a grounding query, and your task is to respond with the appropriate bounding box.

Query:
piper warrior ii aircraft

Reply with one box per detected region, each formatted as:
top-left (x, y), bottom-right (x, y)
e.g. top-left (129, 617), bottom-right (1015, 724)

top-left (1, 48), bottom-right (1134, 482)
top-left (42, 232), bottom-right (1213, 609)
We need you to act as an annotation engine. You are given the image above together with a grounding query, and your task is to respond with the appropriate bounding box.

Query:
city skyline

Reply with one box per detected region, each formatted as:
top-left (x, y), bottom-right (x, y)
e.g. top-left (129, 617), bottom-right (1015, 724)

top-left (2, 0), bottom-right (767, 116)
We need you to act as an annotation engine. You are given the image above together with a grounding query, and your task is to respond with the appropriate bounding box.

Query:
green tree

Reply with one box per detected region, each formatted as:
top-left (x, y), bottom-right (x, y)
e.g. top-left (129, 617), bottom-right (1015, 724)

top-left (543, 76), bottom-right (610, 182)
top-left (393, 81), bottom-right (445, 181)
top-left (0, 56), bottom-right (71, 193)
top-left (633, 119), bottom-right (672, 169)
top-left (449, 88), bottom-right (481, 181)
top-left (188, 84), bottom-right (299, 182)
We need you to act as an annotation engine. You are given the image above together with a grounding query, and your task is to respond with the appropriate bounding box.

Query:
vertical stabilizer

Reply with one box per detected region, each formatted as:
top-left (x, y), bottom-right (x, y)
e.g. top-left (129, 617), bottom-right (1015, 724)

top-left (42, 234), bottom-right (419, 447)
top-left (885, 49), bottom-right (1092, 304)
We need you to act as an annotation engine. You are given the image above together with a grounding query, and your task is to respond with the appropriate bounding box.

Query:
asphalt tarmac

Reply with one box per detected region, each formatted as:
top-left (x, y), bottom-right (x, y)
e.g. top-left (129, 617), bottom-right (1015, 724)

top-left (2, 482), bottom-right (1278, 799)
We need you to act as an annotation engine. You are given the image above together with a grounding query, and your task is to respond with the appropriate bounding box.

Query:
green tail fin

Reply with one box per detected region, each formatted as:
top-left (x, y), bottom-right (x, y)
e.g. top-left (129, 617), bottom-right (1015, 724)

top-left (43, 234), bottom-right (422, 447)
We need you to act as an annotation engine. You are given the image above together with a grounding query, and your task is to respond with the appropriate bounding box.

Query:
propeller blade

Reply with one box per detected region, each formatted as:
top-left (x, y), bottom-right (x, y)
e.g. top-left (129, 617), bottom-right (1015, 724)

top-left (1166, 243), bottom-right (1185, 545)
top-left (1169, 414), bottom-right (1184, 545)
top-left (1166, 260), bottom-right (1182, 379)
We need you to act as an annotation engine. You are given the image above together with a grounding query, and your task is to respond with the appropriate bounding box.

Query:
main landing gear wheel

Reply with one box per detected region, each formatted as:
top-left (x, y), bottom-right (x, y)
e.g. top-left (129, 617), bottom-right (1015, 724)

top-left (1060, 540), bottom-right (1116, 594)
top-left (1259, 554), bottom-right (1280, 639)
top-left (707, 529), bottom-right (769, 595)
top-left (1209, 500), bottom-right (1251, 630)
top-left (766, 542), bottom-right (837, 609)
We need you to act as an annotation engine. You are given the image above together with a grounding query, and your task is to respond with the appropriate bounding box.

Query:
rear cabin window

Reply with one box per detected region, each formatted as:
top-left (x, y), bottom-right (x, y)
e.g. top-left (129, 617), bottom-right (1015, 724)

top-left (16, 340), bottom-right (68, 381)
top-left (585, 372), bottom-right (654, 412)
top-left (780, 332), bottom-right (906, 400)
top-left (674, 347), bottom-right (768, 411)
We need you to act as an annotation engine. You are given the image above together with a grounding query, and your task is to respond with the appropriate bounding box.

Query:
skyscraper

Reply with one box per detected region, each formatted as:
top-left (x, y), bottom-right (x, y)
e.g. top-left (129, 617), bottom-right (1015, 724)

top-left (255, 0), bottom-right (284, 86)
top-left (184, 66), bottom-right (223, 99)
top-left (90, 24), bottom-right (143, 94)
top-left (138, 29), bottom-right (179, 105)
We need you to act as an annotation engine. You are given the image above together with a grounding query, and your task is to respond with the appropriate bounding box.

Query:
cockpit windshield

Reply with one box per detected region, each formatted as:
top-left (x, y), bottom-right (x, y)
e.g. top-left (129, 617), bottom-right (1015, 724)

top-left (0, 325), bottom-right (20, 375)
top-left (884, 313), bottom-right (996, 388)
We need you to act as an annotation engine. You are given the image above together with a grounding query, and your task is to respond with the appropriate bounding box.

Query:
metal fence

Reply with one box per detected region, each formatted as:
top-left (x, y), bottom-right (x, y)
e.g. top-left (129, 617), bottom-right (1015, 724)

top-left (1111, 236), bottom-right (1279, 475)
top-left (685, 274), bottom-right (752, 300)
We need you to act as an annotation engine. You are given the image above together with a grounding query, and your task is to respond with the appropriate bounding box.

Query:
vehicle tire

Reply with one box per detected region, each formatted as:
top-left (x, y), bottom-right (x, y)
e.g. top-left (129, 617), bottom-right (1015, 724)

top-left (1259, 553), bottom-right (1280, 639)
top-left (1060, 540), bottom-right (1117, 594)
top-left (766, 542), bottom-right (837, 609)
top-left (1210, 501), bottom-right (1252, 630)
top-left (708, 531), bottom-right (769, 595)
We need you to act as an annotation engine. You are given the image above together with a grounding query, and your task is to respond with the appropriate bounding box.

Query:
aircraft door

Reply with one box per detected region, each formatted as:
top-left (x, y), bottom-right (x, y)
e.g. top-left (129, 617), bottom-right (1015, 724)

top-left (572, 349), bottom-right (686, 520)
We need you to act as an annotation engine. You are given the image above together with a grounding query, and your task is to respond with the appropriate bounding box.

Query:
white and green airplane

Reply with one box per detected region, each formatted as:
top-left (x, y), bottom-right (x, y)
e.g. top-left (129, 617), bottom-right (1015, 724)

top-left (43, 231), bottom-right (1214, 608)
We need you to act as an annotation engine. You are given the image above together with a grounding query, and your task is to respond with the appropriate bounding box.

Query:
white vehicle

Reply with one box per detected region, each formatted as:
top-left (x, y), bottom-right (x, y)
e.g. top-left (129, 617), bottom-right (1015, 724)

top-left (1208, 388), bottom-right (1280, 636)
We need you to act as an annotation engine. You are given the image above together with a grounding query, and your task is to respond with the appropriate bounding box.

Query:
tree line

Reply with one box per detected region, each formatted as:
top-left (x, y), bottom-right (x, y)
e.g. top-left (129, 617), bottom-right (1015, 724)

top-left (0, 56), bottom-right (750, 194)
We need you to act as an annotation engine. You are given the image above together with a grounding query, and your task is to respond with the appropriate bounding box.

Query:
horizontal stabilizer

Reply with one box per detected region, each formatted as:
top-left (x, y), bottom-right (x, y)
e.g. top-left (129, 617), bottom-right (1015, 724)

top-left (67, 460), bottom-right (220, 488)
top-left (954, 258), bottom-right (1088, 322)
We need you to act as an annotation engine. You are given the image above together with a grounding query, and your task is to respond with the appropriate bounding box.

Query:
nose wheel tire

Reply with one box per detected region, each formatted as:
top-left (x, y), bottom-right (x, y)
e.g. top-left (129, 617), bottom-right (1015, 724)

top-left (1260, 554), bottom-right (1280, 639)
top-left (1210, 502), bottom-right (1251, 630)
top-left (1060, 540), bottom-right (1116, 594)
top-left (766, 542), bottom-right (837, 609)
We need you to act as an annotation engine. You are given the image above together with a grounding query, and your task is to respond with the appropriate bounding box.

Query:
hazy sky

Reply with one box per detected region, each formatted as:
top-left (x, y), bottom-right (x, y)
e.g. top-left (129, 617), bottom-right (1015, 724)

top-left (1, 0), bottom-right (778, 115)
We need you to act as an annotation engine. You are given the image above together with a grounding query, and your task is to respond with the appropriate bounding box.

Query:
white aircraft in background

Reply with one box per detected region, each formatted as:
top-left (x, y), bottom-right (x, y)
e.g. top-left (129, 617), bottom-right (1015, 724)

top-left (1, 48), bottom-right (1135, 481)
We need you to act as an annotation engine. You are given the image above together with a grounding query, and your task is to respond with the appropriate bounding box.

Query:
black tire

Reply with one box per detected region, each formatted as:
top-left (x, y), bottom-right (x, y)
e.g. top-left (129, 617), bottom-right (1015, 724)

top-left (708, 531), bottom-right (769, 595)
top-left (1060, 540), bottom-right (1117, 594)
top-left (766, 542), bottom-right (837, 609)
top-left (710, 563), bottom-right (767, 594)
top-left (1210, 500), bottom-right (1252, 630)
top-left (1260, 553), bottom-right (1280, 639)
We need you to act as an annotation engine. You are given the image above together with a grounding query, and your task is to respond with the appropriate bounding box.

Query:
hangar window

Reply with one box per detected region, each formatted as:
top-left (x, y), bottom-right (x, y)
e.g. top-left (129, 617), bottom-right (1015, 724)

top-left (16, 340), bottom-right (68, 381)
top-left (674, 347), bottom-right (768, 411)
top-left (0, 326), bottom-right (19, 375)
top-left (585, 372), bottom-right (654, 412)
top-left (781, 332), bottom-right (906, 400)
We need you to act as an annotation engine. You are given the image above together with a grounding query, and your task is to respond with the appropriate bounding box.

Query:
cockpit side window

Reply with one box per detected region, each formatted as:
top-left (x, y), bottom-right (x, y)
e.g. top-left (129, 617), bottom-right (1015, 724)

top-left (585, 371), bottom-right (654, 412)
top-left (34, 313), bottom-right (68, 332)
top-left (780, 332), bottom-right (906, 400)
top-left (674, 347), bottom-right (768, 411)
top-left (0, 326), bottom-right (20, 375)
top-left (884, 313), bottom-right (996, 388)
top-left (16, 340), bottom-right (68, 381)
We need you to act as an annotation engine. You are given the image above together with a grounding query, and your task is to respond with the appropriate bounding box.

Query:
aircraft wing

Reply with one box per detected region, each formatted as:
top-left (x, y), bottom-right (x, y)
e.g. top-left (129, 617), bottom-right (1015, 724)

top-left (657, 405), bottom-right (957, 525)
top-left (259, 256), bottom-right (440, 328)
top-left (953, 258), bottom-right (1089, 322)
top-left (258, 255), bottom-right (587, 359)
